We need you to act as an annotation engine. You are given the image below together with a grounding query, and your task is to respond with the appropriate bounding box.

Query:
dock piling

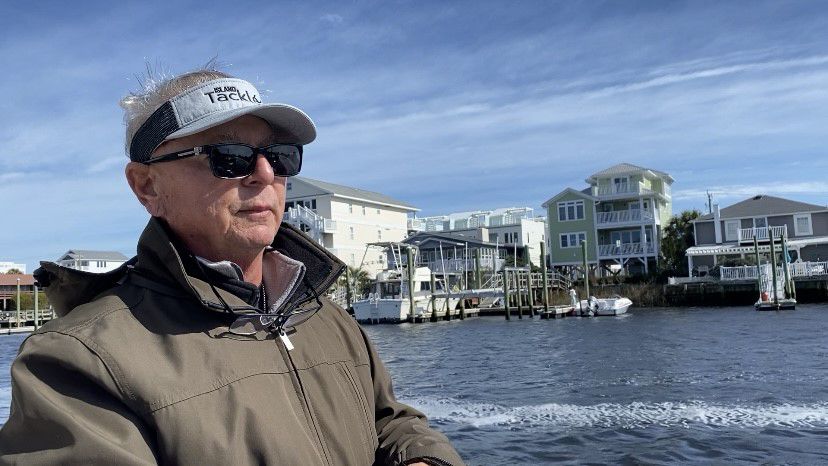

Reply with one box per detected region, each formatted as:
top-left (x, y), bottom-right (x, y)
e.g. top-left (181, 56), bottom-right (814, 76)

top-left (540, 242), bottom-right (550, 313)
top-left (502, 270), bottom-right (510, 320)
top-left (430, 272), bottom-right (438, 322)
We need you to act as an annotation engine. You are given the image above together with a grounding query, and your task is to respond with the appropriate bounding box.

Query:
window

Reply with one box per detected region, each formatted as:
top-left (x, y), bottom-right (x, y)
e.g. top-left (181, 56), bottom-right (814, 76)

top-left (724, 220), bottom-right (740, 242)
top-left (613, 177), bottom-right (629, 193)
top-left (349, 227), bottom-right (355, 240)
top-left (362, 206), bottom-right (366, 215)
top-left (311, 199), bottom-right (317, 210)
top-left (557, 201), bottom-right (585, 221)
top-left (794, 214), bottom-right (813, 236)
top-left (348, 203), bottom-right (353, 214)
top-left (286, 182), bottom-right (292, 190)
top-left (285, 201), bottom-right (295, 210)
top-left (97, 261), bottom-right (106, 268)
top-left (610, 230), bottom-right (641, 245)
top-left (560, 232), bottom-right (586, 248)
top-left (378, 229), bottom-right (382, 240)
top-left (753, 217), bottom-right (768, 228)
top-left (376, 208), bottom-right (381, 214)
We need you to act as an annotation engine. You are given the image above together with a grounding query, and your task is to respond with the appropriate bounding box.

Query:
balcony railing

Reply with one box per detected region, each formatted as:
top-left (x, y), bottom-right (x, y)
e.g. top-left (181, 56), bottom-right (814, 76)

top-left (596, 209), bottom-right (654, 225)
top-left (598, 242), bottom-right (656, 257)
top-left (738, 225), bottom-right (787, 242)
top-left (720, 261), bottom-right (828, 281)
top-left (595, 182), bottom-right (644, 197)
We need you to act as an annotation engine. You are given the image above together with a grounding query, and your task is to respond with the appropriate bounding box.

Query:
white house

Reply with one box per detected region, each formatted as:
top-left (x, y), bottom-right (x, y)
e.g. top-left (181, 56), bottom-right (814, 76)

top-left (283, 177), bottom-right (419, 277)
top-left (408, 207), bottom-right (547, 267)
top-left (0, 261), bottom-right (26, 274)
top-left (56, 250), bottom-right (129, 273)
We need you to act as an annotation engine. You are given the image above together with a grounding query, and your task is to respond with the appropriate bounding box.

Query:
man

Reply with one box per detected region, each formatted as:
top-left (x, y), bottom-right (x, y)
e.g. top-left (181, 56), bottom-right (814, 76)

top-left (0, 67), bottom-right (463, 466)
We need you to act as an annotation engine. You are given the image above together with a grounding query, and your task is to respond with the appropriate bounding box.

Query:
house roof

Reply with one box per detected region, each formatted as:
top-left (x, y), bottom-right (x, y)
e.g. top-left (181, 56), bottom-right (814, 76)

top-left (0, 274), bottom-right (35, 286)
top-left (58, 250), bottom-right (129, 261)
top-left (541, 187), bottom-right (596, 208)
top-left (293, 176), bottom-right (418, 211)
top-left (585, 163), bottom-right (673, 183)
top-left (403, 231), bottom-right (497, 249)
top-left (696, 195), bottom-right (827, 221)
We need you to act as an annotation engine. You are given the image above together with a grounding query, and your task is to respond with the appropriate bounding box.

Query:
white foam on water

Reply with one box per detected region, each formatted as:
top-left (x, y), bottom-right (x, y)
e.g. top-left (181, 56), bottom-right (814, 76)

top-left (402, 397), bottom-right (828, 429)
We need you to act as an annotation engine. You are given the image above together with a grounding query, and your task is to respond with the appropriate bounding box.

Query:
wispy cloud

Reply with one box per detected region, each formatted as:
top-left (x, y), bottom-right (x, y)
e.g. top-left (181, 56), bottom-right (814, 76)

top-left (3, 1), bottom-right (828, 270)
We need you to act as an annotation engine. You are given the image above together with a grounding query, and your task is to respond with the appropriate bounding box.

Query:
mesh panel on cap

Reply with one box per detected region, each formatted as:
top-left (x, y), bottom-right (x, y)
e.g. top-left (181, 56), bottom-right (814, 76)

top-left (130, 102), bottom-right (180, 162)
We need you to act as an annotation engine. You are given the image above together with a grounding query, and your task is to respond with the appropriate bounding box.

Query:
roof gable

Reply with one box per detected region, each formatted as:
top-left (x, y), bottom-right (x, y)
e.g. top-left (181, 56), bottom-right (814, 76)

top-left (586, 163), bottom-right (673, 183)
top-left (541, 188), bottom-right (595, 208)
top-left (58, 250), bottom-right (129, 261)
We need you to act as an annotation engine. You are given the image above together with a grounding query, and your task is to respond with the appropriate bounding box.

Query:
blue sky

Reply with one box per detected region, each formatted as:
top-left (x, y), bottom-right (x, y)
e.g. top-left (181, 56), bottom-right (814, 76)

top-left (2, 0), bottom-right (828, 271)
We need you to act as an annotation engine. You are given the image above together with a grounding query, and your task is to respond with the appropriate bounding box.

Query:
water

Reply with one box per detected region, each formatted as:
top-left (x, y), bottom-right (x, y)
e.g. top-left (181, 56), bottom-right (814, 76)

top-left (1, 307), bottom-right (826, 464)
top-left (364, 306), bottom-right (828, 465)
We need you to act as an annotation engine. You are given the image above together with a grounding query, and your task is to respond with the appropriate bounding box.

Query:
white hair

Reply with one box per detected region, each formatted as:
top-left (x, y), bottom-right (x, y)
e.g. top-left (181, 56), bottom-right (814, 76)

top-left (119, 60), bottom-right (232, 156)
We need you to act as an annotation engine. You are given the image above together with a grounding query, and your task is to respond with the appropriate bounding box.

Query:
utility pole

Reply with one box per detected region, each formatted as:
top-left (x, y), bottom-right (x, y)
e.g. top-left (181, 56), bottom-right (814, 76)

top-left (707, 190), bottom-right (713, 215)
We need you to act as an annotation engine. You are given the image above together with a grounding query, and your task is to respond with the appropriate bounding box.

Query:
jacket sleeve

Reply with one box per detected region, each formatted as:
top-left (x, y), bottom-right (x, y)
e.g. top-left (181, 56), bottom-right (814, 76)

top-left (359, 327), bottom-right (465, 466)
top-left (0, 331), bottom-right (158, 465)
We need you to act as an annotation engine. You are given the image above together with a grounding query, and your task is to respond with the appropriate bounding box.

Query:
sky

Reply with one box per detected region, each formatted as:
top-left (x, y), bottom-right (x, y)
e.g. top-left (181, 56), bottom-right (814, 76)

top-left (2, 0), bottom-right (828, 271)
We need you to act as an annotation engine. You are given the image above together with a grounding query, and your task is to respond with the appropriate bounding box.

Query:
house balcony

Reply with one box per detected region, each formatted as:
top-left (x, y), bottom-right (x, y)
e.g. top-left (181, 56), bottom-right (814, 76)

top-left (592, 182), bottom-right (669, 201)
top-left (596, 209), bottom-right (654, 227)
top-left (598, 242), bottom-right (656, 258)
top-left (738, 225), bottom-right (787, 243)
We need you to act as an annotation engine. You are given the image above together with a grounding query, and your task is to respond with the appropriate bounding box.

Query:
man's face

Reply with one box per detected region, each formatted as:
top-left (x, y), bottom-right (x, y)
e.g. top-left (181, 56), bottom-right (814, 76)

top-left (135, 115), bottom-right (286, 262)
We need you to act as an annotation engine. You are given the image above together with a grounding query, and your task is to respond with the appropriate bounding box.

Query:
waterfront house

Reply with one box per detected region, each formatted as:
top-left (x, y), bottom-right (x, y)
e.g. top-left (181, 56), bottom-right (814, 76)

top-left (283, 176), bottom-right (418, 277)
top-left (0, 261), bottom-right (26, 274)
top-left (542, 163), bottom-right (674, 276)
top-left (685, 195), bottom-right (828, 276)
top-left (403, 230), bottom-right (505, 276)
top-left (407, 207), bottom-right (547, 266)
top-left (56, 250), bottom-right (128, 273)
top-left (0, 274), bottom-right (35, 312)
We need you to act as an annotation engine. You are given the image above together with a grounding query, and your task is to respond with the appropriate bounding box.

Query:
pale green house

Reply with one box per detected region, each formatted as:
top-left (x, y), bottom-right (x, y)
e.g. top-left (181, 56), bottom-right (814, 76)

top-left (542, 163), bottom-right (674, 276)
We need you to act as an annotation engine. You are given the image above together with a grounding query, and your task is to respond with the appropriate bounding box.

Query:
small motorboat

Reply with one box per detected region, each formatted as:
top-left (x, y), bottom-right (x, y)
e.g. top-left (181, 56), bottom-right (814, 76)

top-left (569, 290), bottom-right (632, 316)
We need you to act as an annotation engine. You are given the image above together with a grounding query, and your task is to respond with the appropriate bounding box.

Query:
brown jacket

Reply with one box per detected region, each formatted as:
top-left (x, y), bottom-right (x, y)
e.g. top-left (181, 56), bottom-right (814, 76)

top-left (0, 218), bottom-right (463, 465)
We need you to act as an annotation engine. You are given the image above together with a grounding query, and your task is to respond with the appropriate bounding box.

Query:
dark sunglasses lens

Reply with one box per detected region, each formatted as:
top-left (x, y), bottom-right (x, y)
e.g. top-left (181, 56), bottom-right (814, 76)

top-left (264, 145), bottom-right (302, 177)
top-left (209, 145), bottom-right (256, 178)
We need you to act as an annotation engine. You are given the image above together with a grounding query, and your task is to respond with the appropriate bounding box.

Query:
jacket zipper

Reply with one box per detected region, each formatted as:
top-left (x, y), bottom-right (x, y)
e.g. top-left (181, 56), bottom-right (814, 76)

top-left (278, 335), bottom-right (333, 466)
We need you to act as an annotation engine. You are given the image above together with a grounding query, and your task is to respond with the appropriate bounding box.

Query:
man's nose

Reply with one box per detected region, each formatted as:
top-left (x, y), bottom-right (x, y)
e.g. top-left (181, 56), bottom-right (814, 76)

top-left (242, 154), bottom-right (275, 185)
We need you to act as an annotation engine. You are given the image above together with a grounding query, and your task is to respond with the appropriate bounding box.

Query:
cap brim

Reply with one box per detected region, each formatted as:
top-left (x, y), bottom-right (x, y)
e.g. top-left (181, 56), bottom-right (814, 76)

top-left (165, 103), bottom-right (316, 145)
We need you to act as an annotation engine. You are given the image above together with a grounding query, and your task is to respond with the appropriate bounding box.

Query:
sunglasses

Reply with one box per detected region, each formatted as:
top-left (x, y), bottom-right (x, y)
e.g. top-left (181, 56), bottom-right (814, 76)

top-left (143, 143), bottom-right (303, 178)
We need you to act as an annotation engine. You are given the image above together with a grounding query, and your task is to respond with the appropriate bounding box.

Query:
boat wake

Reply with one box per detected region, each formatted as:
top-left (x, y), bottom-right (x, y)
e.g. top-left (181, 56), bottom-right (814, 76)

top-left (402, 397), bottom-right (828, 429)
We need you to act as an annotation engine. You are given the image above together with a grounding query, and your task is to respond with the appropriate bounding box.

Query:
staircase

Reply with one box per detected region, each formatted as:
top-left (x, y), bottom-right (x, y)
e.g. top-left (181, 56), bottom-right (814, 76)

top-left (283, 205), bottom-right (336, 245)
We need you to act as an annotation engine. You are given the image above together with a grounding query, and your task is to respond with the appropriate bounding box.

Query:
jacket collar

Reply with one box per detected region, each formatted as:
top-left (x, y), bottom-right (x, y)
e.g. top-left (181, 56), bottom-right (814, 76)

top-left (132, 217), bottom-right (346, 315)
top-left (36, 217), bottom-right (345, 317)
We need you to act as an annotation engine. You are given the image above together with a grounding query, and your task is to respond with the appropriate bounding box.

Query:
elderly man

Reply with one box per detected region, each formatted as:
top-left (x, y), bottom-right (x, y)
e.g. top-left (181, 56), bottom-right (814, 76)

top-left (0, 68), bottom-right (463, 466)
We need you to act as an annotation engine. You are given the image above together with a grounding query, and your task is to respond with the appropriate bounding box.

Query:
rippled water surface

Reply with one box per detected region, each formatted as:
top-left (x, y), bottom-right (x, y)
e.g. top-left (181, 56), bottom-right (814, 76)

top-left (1, 306), bottom-right (826, 464)
top-left (365, 305), bottom-right (828, 465)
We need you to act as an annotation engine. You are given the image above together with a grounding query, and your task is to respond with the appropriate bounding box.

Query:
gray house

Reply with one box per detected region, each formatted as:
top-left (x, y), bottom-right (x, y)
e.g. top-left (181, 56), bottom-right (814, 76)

top-left (686, 195), bottom-right (828, 275)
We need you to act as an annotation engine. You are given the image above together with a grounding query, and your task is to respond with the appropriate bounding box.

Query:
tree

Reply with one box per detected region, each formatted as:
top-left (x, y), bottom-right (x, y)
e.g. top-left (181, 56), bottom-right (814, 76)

top-left (337, 266), bottom-right (372, 297)
top-left (660, 209), bottom-right (701, 277)
top-left (5, 268), bottom-right (23, 274)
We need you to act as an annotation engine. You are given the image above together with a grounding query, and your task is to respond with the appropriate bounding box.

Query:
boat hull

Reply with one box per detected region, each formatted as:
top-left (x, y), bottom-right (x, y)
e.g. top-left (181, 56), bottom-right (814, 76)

top-left (578, 297), bottom-right (632, 316)
top-left (353, 297), bottom-right (459, 323)
top-left (755, 299), bottom-right (796, 311)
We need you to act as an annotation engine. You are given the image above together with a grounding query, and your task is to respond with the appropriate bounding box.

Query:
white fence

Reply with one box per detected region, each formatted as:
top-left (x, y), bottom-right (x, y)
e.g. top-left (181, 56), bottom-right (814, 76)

top-left (719, 261), bottom-right (828, 281)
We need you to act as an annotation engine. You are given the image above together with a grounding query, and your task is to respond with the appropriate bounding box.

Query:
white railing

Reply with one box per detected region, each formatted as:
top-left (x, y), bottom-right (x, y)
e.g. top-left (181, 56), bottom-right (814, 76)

top-left (595, 182), bottom-right (644, 197)
top-left (406, 257), bottom-right (505, 273)
top-left (738, 225), bottom-right (787, 242)
top-left (596, 209), bottom-right (654, 225)
top-left (598, 242), bottom-right (656, 257)
top-left (284, 205), bottom-right (336, 243)
top-left (720, 261), bottom-right (828, 281)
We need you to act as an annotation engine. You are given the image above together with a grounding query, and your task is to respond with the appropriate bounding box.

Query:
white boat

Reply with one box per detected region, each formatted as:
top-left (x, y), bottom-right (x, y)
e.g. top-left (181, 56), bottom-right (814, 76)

top-left (352, 243), bottom-right (459, 324)
top-left (570, 290), bottom-right (632, 316)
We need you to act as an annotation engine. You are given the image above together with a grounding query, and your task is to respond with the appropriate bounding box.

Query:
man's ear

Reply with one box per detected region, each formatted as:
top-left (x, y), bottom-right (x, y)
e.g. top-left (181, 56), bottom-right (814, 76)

top-left (125, 162), bottom-right (163, 216)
